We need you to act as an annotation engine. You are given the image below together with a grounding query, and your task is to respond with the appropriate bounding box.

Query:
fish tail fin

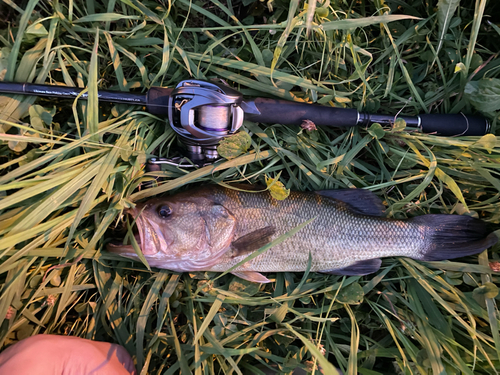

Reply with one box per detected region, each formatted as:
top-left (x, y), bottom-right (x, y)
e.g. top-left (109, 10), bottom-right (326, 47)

top-left (409, 215), bottom-right (498, 261)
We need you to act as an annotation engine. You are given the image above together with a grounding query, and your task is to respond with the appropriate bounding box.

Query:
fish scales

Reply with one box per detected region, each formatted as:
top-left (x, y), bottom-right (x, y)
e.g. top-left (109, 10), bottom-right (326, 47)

top-left (108, 185), bottom-right (497, 282)
top-left (207, 188), bottom-right (428, 272)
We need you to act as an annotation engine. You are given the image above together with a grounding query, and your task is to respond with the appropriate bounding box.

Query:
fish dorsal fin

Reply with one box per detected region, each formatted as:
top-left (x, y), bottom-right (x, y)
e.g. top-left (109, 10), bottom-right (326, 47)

top-left (231, 226), bottom-right (276, 257)
top-left (320, 259), bottom-right (382, 276)
top-left (223, 183), bottom-right (266, 192)
top-left (231, 271), bottom-right (271, 283)
top-left (315, 189), bottom-right (385, 217)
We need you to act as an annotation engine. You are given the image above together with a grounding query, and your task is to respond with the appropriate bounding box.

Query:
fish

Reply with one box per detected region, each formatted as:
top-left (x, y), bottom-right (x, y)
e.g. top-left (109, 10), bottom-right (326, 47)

top-left (107, 185), bottom-right (498, 283)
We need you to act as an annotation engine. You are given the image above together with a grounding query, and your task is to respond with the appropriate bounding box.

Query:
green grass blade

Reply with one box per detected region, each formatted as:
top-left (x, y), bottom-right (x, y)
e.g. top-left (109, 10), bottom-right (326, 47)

top-left (63, 120), bottom-right (135, 252)
top-left (87, 32), bottom-right (99, 142)
top-left (284, 323), bottom-right (341, 375)
top-left (5, 0), bottom-right (40, 81)
top-left (436, 0), bottom-right (460, 56)
top-left (136, 270), bottom-right (169, 370)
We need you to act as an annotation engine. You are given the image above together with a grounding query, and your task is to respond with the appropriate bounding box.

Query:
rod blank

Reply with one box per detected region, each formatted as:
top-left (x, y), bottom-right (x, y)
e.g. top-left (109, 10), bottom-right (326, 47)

top-left (0, 82), bottom-right (147, 105)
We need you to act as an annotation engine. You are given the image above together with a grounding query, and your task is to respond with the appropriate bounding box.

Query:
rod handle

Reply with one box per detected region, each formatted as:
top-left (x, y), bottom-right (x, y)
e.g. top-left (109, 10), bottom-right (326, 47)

top-left (419, 113), bottom-right (490, 136)
top-left (244, 98), bottom-right (359, 127)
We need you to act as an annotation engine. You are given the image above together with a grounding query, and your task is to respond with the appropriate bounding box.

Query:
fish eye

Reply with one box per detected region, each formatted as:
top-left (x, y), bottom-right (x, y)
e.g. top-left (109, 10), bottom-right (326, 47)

top-left (158, 205), bottom-right (172, 218)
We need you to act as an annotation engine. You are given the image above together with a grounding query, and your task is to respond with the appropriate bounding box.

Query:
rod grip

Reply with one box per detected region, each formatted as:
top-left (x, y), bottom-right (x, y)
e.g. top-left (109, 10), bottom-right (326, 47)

top-left (245, 98), bottom-right (359, 127)
top-left (419, 114), bottom-right (490, 136)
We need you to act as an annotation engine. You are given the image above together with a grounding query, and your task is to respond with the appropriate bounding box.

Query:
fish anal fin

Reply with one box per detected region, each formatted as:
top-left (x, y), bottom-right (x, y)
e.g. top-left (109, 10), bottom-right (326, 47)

top-left (320, 259), bottom-right (382, 276)
top-left (231, 226), bottom-right (276, 257)
top-left (231, 271), bottom-right (271, 283)
top-left (316, 189), bottom-right (385, 217)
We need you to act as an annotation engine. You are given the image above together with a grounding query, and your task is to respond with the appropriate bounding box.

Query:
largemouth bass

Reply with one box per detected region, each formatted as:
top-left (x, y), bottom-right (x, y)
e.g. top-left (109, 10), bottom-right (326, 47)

top-left (108, 186), bottom-right (498, 282)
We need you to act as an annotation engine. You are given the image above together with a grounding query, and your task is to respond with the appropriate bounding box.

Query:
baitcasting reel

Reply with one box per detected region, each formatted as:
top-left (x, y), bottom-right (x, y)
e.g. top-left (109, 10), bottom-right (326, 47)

top-left (167, 80), bottom-right (245, 162)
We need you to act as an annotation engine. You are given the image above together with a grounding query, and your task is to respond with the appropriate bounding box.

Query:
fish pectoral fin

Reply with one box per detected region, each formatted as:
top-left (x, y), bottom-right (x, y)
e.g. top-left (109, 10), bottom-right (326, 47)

top-left (315, 189), bottom-right (385, 217)
top-left (320, 259), bottom-right (382, 276)
top-left (230, 226), bottom-right (276, 257)
top-left (231, 271), bottom-right (271, 283)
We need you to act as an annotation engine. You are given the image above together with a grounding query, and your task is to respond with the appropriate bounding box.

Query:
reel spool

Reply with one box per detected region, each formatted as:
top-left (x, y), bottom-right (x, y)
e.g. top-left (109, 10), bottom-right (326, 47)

top-left (168, 80), bottom-right (245, 161)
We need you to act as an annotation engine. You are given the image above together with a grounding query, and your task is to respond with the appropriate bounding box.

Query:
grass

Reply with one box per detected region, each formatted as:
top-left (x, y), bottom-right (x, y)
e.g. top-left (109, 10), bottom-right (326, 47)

top-left (1, 0), bottom-right (500, 374)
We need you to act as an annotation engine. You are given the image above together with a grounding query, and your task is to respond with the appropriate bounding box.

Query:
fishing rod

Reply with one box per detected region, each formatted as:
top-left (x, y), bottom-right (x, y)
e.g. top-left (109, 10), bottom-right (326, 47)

top-left (0, 80), bottom-right (490, 166)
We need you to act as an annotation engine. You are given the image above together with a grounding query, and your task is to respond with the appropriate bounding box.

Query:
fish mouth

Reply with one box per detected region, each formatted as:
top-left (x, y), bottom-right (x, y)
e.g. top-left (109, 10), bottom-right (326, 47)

top-left (106, 210), bottom-right (159, 257)
top-left (107, 232), bottom-right (141, 256)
